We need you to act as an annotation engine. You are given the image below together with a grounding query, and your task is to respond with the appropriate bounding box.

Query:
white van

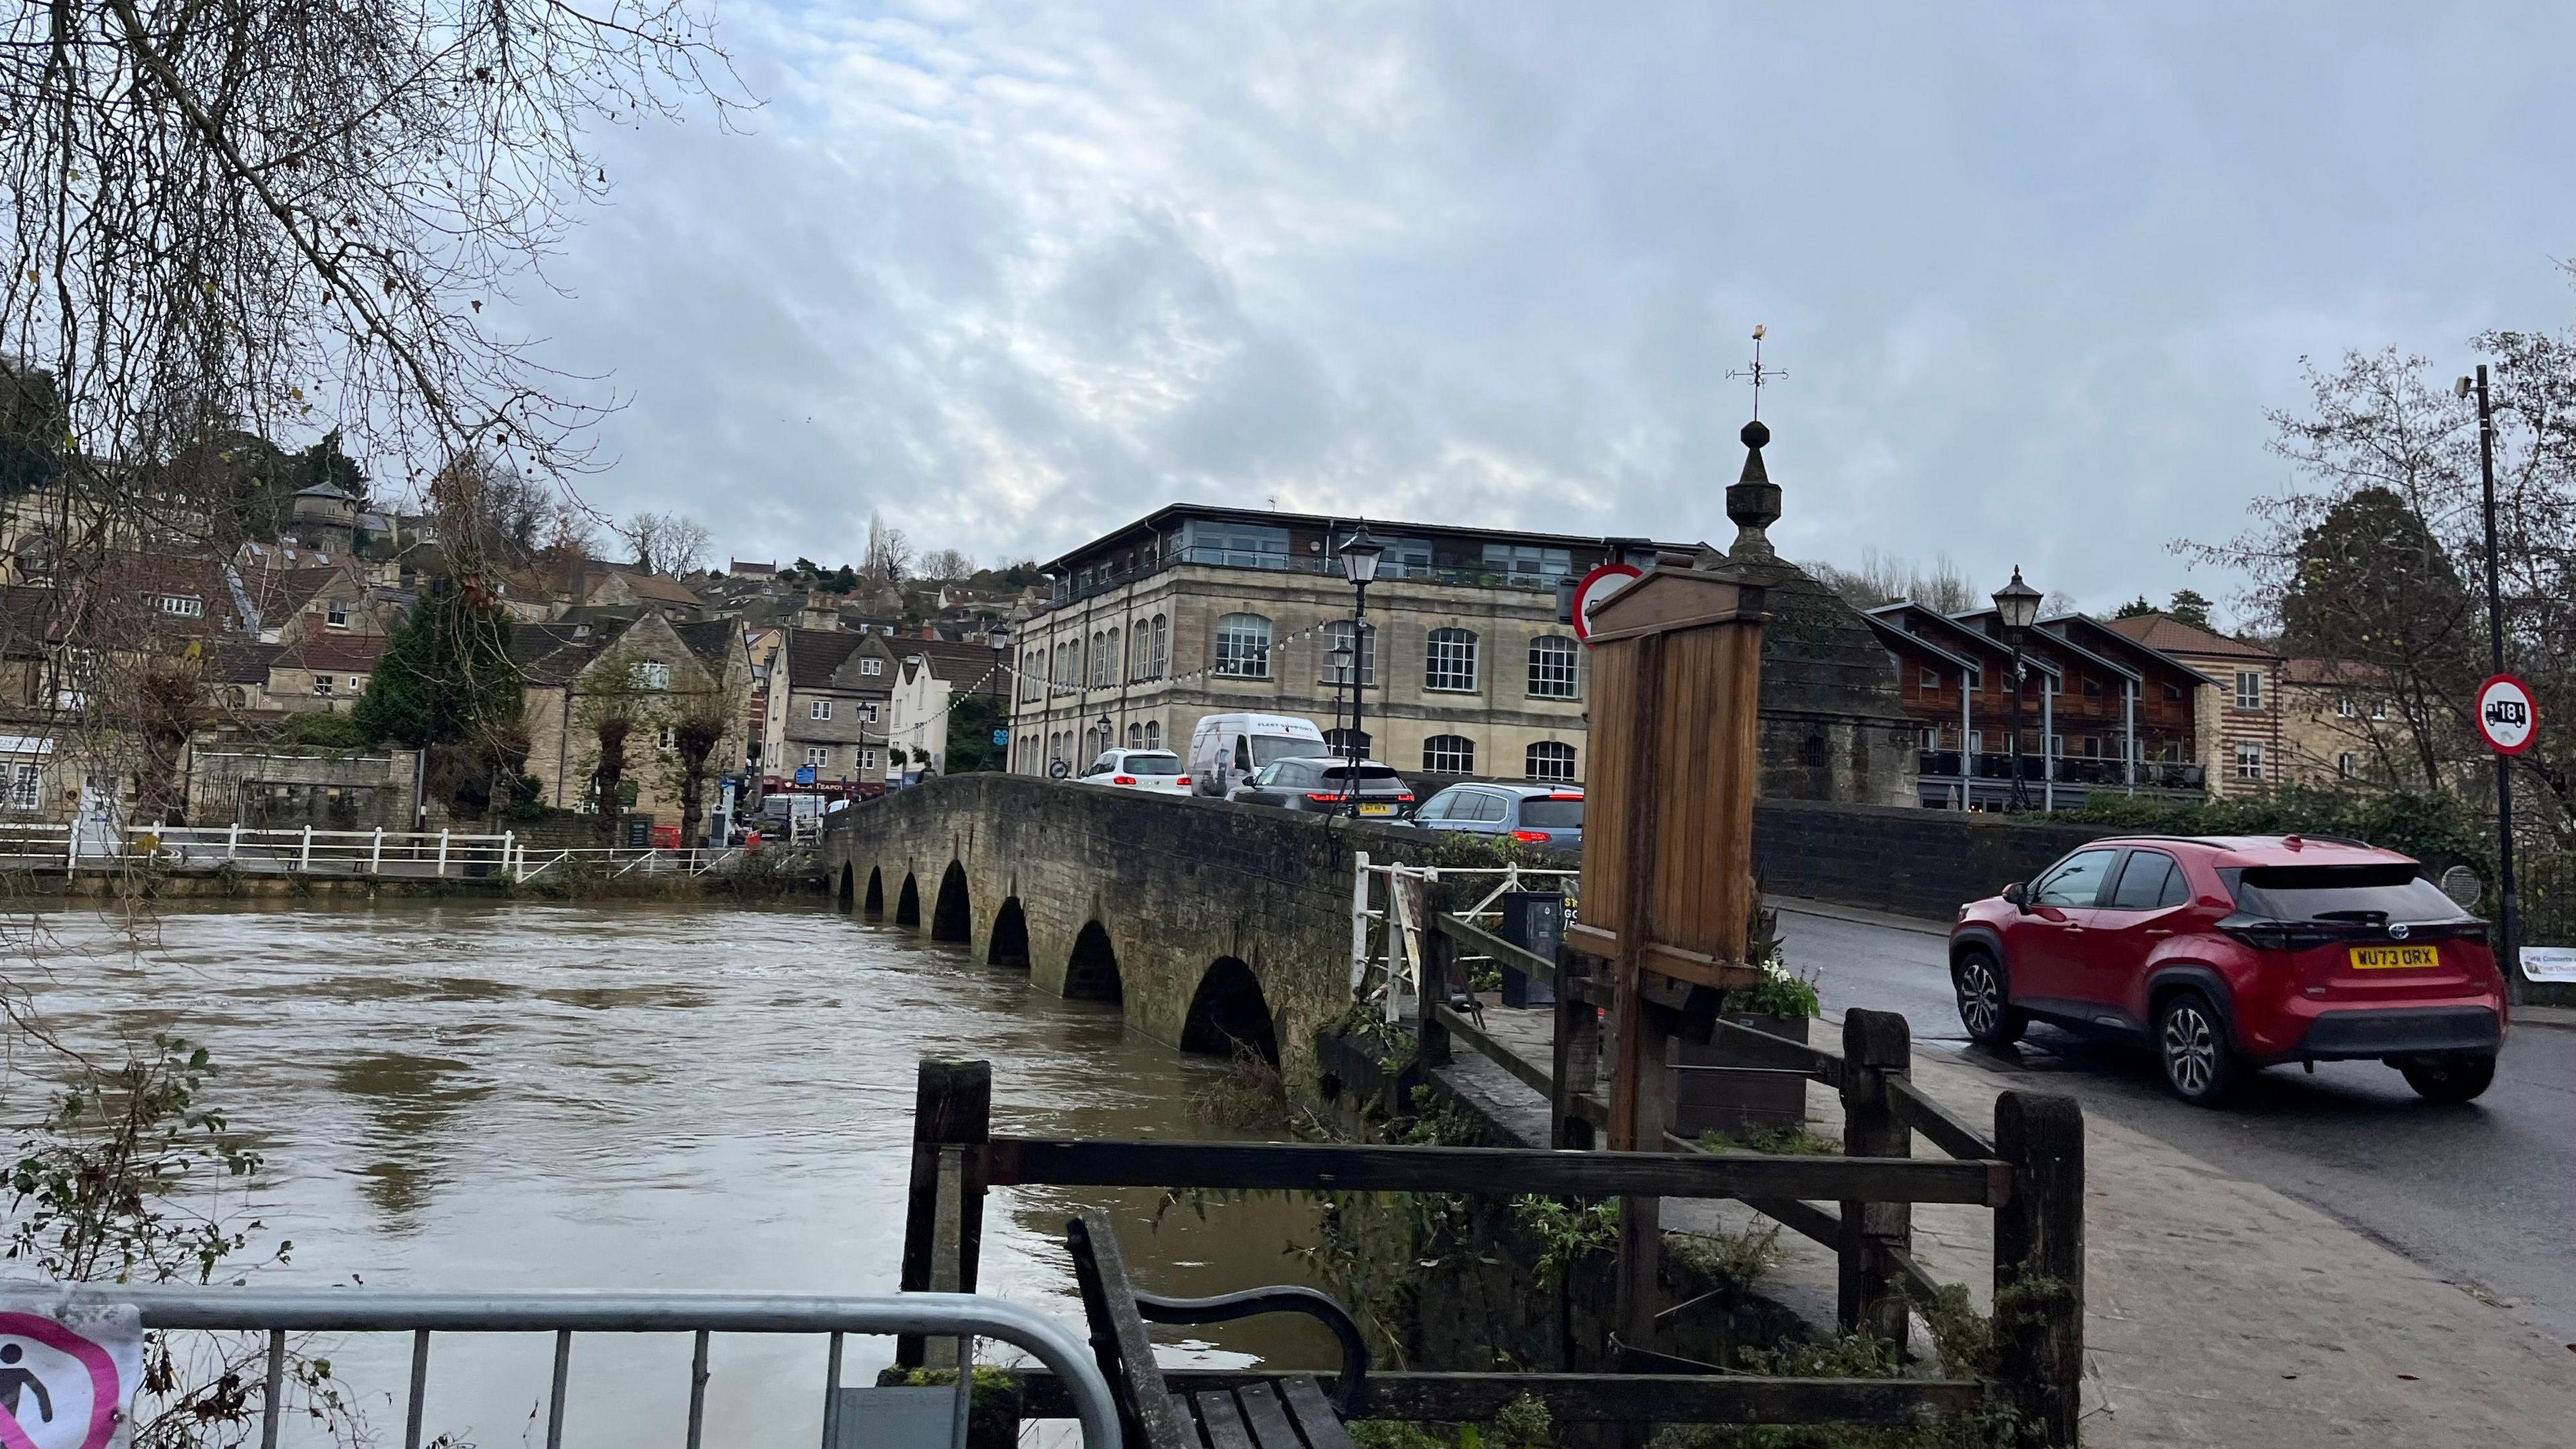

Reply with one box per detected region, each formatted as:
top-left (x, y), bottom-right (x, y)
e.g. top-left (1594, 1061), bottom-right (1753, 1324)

top-left (1186, 713), bottom-right (1332, 797)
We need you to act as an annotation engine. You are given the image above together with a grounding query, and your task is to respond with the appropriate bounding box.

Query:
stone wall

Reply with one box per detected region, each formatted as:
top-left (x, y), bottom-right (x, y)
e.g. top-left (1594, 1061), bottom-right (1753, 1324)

top-left (1752, 798), bottom-right (2117, 920)
top-left (822, 773), bottom-right (1435, 1086)
top-left (186, 747), bottom-right (422, 828)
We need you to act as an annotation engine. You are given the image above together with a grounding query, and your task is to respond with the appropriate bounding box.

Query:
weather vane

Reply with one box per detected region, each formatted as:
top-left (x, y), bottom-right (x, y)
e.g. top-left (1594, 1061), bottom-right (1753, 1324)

top-left (1725, 324), bottom-right (1785, 421)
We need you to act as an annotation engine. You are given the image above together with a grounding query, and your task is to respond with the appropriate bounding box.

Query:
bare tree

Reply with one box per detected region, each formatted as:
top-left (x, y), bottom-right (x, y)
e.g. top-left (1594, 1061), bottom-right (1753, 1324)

top-left (921, 547), bottom-right (976, 582)
top-left (860, 511), bottom-right (912, 584)
top-left (620, 511), bottom-right (713, 576)
top-left (1803, 548), bottom-right (1983, 616)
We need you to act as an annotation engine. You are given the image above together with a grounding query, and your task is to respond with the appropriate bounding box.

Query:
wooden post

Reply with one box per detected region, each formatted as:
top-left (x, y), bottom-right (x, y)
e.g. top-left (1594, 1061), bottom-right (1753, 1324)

top-left (1412, 922), bottom-right (1452, 1071)
top-left (1837, 1009), bottom-right (1913, 1345)
top-left (898, 1059), bottom-right (993, 1368)
top-left (1549, 949), bottom-right (1599, 1150)
top-left (1994, 1091), bottom-right (2085, 1446)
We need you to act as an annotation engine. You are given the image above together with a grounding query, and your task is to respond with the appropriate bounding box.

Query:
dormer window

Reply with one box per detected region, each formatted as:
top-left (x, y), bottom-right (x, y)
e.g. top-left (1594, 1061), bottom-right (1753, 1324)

top-left (860, 657), bottom-right (883, 676)
top-left (158, 595), bottom-right (204, 617)
top-left (326, 602), bottom-right (349, 628)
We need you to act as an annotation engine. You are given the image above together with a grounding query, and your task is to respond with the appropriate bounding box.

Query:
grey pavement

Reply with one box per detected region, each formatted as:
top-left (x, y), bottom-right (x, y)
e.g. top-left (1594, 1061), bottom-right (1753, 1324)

top-left (1774, 898), bottom-right (2576, 1346)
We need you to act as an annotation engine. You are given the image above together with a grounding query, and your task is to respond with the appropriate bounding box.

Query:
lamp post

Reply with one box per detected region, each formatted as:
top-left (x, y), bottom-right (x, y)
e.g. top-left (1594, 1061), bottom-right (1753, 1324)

top-left (1328, 639), bottom-right (1356, 776)
top-left (988, 623), bottom-right (1012, 773)
top-left (2459, 365), bottom-right (2521, 988)
top-left (1095, 712), bottom-right (1114, 764)
top-left (1336, 523), bottom-right (1385, 818)
top-left (1992, 567), bottom-right (2044, 812)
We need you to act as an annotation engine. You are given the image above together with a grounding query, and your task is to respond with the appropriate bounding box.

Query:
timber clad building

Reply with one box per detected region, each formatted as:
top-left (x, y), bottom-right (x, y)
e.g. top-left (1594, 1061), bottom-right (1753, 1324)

top-left (1006, 504), bottom-right (1669, 788)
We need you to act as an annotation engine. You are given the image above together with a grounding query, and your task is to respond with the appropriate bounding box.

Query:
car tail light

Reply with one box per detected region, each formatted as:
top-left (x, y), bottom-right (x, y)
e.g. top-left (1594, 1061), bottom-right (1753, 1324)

top-left (1113, 775), bottom-right (1136, 786)
top-left (1305, 792), bottom-right (1346, 802)
top-left (1395, 793), bottom-right (1414, 802)
top-left (1545, 793), bottom-right (1583, 801)
top-left (1175, 775), bottom-right (1190, 786)
top-left (1511, 830), bottom-right (1550, 843)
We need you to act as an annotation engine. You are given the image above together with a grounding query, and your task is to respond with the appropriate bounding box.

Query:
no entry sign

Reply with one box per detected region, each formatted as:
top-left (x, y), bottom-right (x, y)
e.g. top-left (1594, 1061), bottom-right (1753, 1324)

top-left (0, 1300), bottom-right (142, 1449)
top-left (1570, 562), bottom-right (1644, 645)
top-left (2477, 674), bottom-right (2537, 755)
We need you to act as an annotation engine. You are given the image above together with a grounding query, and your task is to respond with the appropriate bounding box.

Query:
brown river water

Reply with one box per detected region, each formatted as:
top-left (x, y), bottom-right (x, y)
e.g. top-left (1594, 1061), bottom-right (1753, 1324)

top-left (3, 900), bottom-right (1335, 1446)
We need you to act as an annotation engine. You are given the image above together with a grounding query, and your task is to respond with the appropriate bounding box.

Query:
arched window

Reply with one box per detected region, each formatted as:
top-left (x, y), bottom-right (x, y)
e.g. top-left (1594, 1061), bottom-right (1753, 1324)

top-left (1127, 722), bottom-right (1143, 749)
top-left (1144, 720), bottom-right (1161, 749)
top-left (1527, 635), bottom-right (1578, 700)
top-left (1526, 741), bottom-right (1577, 783)
top-left (1803, 733), bottom-right (1829, 767)
top-left (1324, 728), bottom-right (1373, 757)
top-left (1323, 621), bottom-right (1376, 686)
top-left (1106, 627), bottom-right (1122, 686)
top-left (1090, 631), bottom-right (1108, 687)
top-left (1151, 615), bottom-right (1169, 678)
top-left (1423, 735), bottom-right (1476, 774)
top-left (1214, 614), bottom-right (1273, 678)
top-left (1052, 642), bottom-right (1067, 690)
top-left (1426, 628), bottom-right (1479, 692)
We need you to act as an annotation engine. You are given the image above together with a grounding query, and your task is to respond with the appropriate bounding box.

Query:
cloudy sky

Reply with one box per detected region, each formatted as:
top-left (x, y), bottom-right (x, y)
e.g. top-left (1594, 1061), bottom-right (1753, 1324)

top-left (506, 1), bottom-right (2576, 619)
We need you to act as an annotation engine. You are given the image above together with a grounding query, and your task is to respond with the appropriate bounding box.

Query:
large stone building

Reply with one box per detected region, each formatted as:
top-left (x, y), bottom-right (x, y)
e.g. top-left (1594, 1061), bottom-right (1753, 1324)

top-left (1005, 505), bottom-right (1666, 789)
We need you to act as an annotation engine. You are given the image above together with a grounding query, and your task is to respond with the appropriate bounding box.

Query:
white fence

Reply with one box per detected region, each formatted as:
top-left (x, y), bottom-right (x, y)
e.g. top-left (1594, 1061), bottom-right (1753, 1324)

top-left (1348, 851), bottom-right (1578, 1021)
top-left (0, 822), bottom-right (748, 884)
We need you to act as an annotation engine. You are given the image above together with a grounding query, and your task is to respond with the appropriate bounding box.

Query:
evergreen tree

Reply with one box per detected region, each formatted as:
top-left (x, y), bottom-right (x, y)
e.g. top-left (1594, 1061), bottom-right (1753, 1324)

top-left (2165, 589), bottom-right (2214, 629)
top-left (352, 584), bottom-right (521, 750)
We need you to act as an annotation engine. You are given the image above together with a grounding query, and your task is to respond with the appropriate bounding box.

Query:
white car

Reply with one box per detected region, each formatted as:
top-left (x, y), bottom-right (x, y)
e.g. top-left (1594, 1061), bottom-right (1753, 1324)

top-left (1075, 749), bottom-right (1192, 795)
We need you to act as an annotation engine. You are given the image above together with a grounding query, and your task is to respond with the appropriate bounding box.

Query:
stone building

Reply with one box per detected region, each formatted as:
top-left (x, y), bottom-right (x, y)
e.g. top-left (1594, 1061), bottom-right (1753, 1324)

top-left (1006, 505), bottom-right (1666, 788)
top-left (518, 612), bottom-right (750, 827)
top-left (2105, 613), bottom-right (2288, 798)
top-left (763, 627), bottom-right (901, 792)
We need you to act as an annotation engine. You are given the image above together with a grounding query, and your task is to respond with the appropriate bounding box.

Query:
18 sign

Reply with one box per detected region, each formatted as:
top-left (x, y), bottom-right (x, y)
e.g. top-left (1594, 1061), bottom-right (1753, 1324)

top-left (2476, 674), bottom-right (2537, 755)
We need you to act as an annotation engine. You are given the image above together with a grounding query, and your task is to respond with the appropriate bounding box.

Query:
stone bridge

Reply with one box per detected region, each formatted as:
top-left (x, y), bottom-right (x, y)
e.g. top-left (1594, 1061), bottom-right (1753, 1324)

top-left (820, 773), bottom-right (1435, 1084)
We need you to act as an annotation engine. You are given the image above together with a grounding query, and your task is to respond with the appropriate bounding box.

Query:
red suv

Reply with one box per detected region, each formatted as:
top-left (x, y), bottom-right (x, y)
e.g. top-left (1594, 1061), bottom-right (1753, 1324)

top-left (1949, 835), bottom-right (2508, 1106)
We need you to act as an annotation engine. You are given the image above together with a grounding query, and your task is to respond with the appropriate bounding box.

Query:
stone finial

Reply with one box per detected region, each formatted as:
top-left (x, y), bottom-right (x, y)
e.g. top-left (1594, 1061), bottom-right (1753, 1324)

top-left (1726, 419), bottom-right (1780, 559)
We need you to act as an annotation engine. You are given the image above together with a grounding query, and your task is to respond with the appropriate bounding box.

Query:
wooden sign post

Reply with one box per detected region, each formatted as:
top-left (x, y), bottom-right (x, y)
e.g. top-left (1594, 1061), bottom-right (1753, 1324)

top-left (1567, 564), bottom-right (1770, 1346)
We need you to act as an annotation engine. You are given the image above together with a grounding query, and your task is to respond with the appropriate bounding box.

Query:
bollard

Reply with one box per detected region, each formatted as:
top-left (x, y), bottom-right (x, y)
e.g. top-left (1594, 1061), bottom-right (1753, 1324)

top-left (299, 824), bottom-right (313, 873)
top-left (227, 822), bottom-right (241, 861)
top-left (371, 827), bottom-right (384, 875)
top-left (437, 829), bottom-right (450, 877)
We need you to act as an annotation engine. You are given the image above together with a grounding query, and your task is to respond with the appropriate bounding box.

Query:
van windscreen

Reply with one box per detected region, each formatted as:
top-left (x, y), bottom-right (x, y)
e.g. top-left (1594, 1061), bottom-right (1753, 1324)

top-left (1252, 737), bottom-right (1332, 766)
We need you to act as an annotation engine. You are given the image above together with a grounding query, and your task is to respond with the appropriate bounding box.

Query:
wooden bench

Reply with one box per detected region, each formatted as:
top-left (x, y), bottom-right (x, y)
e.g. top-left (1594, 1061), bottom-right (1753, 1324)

top-left (1065, 1214), bottom-right (1366, 1449)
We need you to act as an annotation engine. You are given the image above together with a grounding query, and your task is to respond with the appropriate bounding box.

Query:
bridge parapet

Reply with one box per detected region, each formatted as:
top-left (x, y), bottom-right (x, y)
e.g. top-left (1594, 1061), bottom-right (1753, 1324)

top-left (821, 775), bottom-right (1434, 1085)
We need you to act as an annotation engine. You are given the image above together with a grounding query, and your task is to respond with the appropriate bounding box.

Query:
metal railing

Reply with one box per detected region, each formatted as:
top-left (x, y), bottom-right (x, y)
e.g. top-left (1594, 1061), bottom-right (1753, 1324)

top-left (52, 1285), bottom-right (1117, 1449)
top-left (1913, 751), bottom-right (2206, 791)
top-left (1040, 545), bottom-right (1570, 613)
top-left (1349, 854), bottom-right (1578, 1020)
top-left (511, 845), bottom-right (747, 883)
top-left (0, 824), bottom-right (757, 885)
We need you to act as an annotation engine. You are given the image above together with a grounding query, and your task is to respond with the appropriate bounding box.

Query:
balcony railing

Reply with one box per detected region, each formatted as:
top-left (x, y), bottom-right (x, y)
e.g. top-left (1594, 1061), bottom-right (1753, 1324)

top-left (1042, 545), bottom-right (1569, 612)
top-left (1915, 751), bottom-right (2204, 791)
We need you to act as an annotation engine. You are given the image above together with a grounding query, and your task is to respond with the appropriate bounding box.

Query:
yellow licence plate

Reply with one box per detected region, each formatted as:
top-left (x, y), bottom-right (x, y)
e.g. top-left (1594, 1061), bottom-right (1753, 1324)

top-left (2350, 945), bottom-right (2440, 971)
top-left (1359, 803), bottom-right (1395, 816)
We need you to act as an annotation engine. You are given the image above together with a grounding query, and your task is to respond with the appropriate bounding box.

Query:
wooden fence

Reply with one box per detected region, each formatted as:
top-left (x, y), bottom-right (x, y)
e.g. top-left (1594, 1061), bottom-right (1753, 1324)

top-left (897, 1034), bottom-right (2084, 1442)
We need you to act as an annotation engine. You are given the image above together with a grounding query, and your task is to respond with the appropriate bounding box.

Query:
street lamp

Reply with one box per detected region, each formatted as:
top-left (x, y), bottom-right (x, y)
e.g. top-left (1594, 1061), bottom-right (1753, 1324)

top-left (1336, 524), bottom-right (1385, 818)
top-left (1096, 712), bottom-right (1114, 762)
top-left (1992, 567), bottom-right (2043, 812)
top-left (1328, 639), bottom-right (1356, 774)
top-left (987, 623), bottom-right (1012, 772)
top-left (2459, 366), bottom-right (2522, 987)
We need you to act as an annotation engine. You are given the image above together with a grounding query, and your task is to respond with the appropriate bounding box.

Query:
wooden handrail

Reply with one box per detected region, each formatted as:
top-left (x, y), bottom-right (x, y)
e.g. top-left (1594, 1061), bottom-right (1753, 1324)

top-left (1707, 1015), bottom-right (1846, 1090)
top-left (1431, 1002), bottom-right (1608, 1128)
top-left (981, 1137), bottom-right (2010, 1205)
top-left (1432, 912), bottom-right (1557, 988)
top-left (1888, 1077), bottom-right (1999, 1161)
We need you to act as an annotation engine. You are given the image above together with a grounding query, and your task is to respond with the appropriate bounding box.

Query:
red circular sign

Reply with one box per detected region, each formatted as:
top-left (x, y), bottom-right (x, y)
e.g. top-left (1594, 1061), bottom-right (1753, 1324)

top-left (1570, 563), bottom-right (1644, 644)
top-left (2476, 673), bottom-right (2537, 755)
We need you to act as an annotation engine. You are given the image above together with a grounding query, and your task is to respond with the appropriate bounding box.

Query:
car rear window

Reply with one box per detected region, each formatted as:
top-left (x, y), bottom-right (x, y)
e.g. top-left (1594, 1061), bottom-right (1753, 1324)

top-left (1122, 753), bottom-right (1181, 775)
top-left (1321, 764), bottom-right (1402, 784)
top-left (1252, 736), bottom-right (1332, 766)
top-left (1518, 799), bottom-right (1583, 828)
top-left (2225, 863), bottom-right (2467, 924)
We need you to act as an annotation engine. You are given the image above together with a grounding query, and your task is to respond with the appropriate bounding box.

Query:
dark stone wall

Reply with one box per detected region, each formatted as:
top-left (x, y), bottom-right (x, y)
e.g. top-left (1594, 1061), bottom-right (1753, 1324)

top-left (821, 773), bottom-right (1433, 1087)
top-left (1752, 798), bottom-right (2120, 920)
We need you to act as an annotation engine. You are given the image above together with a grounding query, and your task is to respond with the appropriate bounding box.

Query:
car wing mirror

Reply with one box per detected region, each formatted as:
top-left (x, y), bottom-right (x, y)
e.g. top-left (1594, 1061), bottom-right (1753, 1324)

top-left (2001, 881), bottom-right (2030, 912)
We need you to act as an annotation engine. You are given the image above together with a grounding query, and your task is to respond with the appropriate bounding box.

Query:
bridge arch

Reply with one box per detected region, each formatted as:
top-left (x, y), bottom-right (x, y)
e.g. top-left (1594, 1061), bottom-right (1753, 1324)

top-left (895, 873), bottom-right (922, 928)
top-left (837, 862), bottom-right (855, 910)
top-left (931, 861), bottom-right (972, 943)
top-left (1064, 921), bottom-right (1123, 1002)
top-left (862, 867), bottom-right (884, 918)
top-left (987, 898), bottom-right (1031, 969)
top-left (1181, 956), bottom-right (1279, 1065)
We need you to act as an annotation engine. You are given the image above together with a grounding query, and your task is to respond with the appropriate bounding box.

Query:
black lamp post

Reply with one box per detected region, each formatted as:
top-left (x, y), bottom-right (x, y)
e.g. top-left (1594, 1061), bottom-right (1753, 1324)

top-left (2459, 366), bottom-right (2521, 988)
top-left (987, 623), bottom-right (1012, 772)
top-left (1992, 567), bottom-right (2044, 812)
top-left (1336, 523), bottom-right (1385, 817)
top-left (1096, 712), bottom-right (1114, 763)
top-left (1328, 638), bottom-right (1356, 773)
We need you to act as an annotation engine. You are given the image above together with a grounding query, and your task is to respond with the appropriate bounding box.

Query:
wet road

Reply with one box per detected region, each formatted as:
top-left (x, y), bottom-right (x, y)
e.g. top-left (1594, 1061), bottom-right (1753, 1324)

top-left (5, 902), bottom-right (1330, 1447)
top-left (1779, 905), bottom-right (2576, 1342)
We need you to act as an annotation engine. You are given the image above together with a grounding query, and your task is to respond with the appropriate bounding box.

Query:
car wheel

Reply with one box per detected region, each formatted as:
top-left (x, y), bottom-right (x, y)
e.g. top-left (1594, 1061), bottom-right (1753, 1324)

top-left (2156, 991), bottom-right (2236, 1107)
top-left (2398, 1053), bottom-right (2496, 1104)
top-left (1953, 949), bottom-right (2025, 1048)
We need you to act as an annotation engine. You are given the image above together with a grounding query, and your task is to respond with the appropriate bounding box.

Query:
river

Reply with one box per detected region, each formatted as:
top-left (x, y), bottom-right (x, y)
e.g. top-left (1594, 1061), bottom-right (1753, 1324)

top-left (5, 900), bottom-right (1335, 1446)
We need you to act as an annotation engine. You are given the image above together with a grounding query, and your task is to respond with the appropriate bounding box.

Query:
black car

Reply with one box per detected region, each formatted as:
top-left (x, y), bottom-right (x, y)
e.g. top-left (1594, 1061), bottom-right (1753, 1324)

top-left (1224, 758), bottom-right (1417, 818)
